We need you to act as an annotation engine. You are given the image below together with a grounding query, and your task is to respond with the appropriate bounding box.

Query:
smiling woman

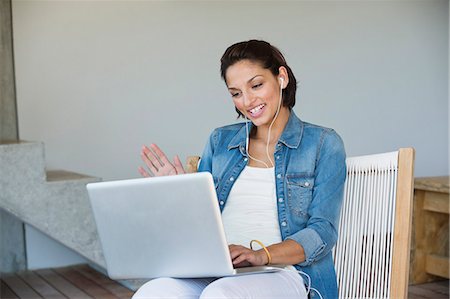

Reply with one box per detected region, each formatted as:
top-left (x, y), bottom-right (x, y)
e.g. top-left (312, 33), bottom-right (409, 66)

top-left (136, 40), bottom-right (346, 299)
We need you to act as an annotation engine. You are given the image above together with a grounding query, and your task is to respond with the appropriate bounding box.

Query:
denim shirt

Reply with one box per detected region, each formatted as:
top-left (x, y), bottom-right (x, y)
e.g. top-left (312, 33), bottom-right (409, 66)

top-left (198, 111), bottom-right (346, 299)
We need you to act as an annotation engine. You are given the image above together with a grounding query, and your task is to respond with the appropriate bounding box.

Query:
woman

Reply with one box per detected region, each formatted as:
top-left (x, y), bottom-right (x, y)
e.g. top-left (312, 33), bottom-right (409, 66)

top-left (135, 40), bottom-right (346, 299)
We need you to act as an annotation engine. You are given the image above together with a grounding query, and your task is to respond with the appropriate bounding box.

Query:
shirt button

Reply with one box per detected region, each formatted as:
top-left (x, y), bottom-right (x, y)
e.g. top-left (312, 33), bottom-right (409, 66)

top-left (281, 221), bottom-right (287, 227)
top-left (276, 156), bottom-right (280, 159)
top-left (277, 174), bottom-right (282, 179)
top-left (304, 182), bottom-right (310, 187)
top-left (219, 201), bottom-right (224, 205)
top-left (229, 177), bottom-right (234, 181)
top-left (278, 198), bottom-right (284, 203)
top-left (244, 158), bottom-right (248, 162)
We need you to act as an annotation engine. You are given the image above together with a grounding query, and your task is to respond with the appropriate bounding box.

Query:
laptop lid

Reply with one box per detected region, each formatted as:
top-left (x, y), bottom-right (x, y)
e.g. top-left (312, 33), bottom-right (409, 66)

top-left (87, 172), bottom-right (236, 279)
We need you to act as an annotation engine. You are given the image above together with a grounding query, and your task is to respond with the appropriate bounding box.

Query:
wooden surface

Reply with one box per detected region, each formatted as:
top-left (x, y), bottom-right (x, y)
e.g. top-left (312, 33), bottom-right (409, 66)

top-left (422, 192), bottom-right (449, 214)
top-left (426, 254), bottom-right (450, 279)
top-left (1, 265), bottom-right (447, 298)
top-left (1, 265), bottom-right (134, 299)
top-left (410, 176), bottom-right (450, 284)
top-left (391, 148), bottom-right (415, 299)
top-left (415, 176), bottom-right (449, 193)
top-left (186, 156), bottom-right (200, 173)
top-left (408, 279), bottom-right (449, 299)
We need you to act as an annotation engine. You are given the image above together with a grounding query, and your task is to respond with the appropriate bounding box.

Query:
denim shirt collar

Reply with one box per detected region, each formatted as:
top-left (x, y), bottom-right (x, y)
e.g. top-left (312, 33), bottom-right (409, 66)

top-left (227, 110), bottom-right (304, 150)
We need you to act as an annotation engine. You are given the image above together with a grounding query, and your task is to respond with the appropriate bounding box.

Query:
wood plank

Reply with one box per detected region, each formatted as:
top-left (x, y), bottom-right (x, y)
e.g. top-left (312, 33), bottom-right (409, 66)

top-left (2, 274), bottom-right (42, 298)
top-left (36, 269), bottom-right (92, 299)
top-left (73, 265), bottom-right (133, 299)
top-left (426, 212), bottom-right (449, 257)
top-left (418, 279), bottom-right (449, 296)
top-left (423, 192), bottom-right (450, 214)
top-left (54, 267), bottom-right (118, 299)
top-left (415, 176), bottom-right (449, 193)
top-left (426, 254), bottom-right (450, 279)
top-left (408, 284), bottom-right (448, 299)
top-left (410, 189), bottom-right (436, 284)
top-left (18, 271), bottom-right (67, 299)
top-left (391, 148), bottom-right (415, 299)
top-left (0, 279), bottom-right (19, 299)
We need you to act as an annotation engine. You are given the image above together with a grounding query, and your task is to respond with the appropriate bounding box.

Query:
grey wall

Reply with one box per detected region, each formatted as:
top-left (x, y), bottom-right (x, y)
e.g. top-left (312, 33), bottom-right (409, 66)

top-left (0, 0), bottom-right (18, 141)
top-left (1, 0), bottom-right (26, 273)
top-left (12, 0), bottom-right (449, 181)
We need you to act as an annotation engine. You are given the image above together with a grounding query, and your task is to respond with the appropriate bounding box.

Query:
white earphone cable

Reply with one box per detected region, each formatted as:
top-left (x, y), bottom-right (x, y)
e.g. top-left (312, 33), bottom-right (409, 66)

top-left (245, 116), bottom-right (270, 168)
top-left (265, 78), bottom-right (284, 168)
top-left (279, 268), bottom-right (324, 299)
top-left (245, 77), bottom-right (284, 168)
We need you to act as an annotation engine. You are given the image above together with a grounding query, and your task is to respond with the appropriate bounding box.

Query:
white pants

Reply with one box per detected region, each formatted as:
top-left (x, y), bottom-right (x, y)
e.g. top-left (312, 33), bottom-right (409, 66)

top-left (132, 270), bottom-right (307, 299)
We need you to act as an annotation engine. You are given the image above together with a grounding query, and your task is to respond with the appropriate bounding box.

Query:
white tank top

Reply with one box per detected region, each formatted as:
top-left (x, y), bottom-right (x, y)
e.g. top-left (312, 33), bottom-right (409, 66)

top-left (221, 166), bottom-right (282, 248)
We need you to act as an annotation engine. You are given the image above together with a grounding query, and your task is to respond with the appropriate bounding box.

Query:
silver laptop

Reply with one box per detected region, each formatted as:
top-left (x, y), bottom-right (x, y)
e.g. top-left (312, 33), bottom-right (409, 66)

top-left (87, 172), bottom-right (285, 279)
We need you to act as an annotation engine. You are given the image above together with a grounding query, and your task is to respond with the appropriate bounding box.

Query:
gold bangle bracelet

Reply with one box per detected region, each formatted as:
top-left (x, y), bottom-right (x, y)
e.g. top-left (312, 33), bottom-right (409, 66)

top-left (250, 239), bottom-right (272, 265)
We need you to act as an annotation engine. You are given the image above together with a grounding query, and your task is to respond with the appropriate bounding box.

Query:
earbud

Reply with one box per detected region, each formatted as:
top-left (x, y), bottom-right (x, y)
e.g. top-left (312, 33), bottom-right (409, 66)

top-left (279, 77), bottom-right (284, 88)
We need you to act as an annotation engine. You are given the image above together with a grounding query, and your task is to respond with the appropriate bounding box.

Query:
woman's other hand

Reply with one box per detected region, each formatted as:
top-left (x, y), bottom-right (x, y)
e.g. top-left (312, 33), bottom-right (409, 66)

top-left (228, 244), bottom-right (268, 267)
top-left (138, 143), bottom-right (185, 177)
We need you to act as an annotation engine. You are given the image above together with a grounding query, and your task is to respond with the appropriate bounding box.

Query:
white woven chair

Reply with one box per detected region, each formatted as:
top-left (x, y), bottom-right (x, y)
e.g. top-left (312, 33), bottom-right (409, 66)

top-left (333, 148), bottom-right (415, 299)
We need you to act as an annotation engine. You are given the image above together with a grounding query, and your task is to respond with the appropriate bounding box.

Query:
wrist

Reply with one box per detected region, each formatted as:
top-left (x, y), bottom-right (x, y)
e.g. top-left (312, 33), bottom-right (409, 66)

top-left (250, 239), bottom-right (272, 265)
top-left (257, 249), bottom-right (271, 265)
top-left (258, 249), bottom-right (270, 265)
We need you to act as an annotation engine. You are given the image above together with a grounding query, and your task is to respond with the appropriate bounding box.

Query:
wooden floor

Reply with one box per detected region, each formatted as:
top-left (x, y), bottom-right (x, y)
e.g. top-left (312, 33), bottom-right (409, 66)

top-left (1, 264), bottom-right (448, 298)
top-left (408, 279), bottom-right (449, 299)
top-left (1, 264), bottom-right (133, 299)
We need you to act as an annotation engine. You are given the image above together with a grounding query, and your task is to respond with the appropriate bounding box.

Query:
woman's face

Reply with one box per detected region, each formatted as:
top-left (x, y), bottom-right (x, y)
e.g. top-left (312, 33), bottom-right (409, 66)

top-left (225, 59), bottom-right (288, 128)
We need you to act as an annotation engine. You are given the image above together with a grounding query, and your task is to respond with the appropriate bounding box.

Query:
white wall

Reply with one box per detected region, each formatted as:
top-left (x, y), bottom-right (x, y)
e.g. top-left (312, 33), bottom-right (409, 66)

top-left (25, 225), bottom-right (88, 269)
top-left (13, 0), bottom-right (449, 181)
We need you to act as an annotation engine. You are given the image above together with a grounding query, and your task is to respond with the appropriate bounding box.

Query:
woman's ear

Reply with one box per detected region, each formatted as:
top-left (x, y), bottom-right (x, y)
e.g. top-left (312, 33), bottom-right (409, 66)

top-left (278, 66), bottom-right (289, 89)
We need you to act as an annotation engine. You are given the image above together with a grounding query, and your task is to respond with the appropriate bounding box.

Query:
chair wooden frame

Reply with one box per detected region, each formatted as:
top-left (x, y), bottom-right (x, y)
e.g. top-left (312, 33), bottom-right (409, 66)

top-left (390, 148), bottom-right (415, 298)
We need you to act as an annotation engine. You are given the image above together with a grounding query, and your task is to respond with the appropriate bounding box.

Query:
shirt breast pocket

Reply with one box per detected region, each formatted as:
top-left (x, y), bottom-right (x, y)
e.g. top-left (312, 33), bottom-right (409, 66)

top-left (286, 174), bottom-right (315, 218)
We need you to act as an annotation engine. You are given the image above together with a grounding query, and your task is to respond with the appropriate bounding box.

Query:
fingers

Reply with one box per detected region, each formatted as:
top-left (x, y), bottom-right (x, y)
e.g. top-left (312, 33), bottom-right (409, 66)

top-left (228, 244), bottom-right (266, 266)
top-left (138, 166), bottom-right (150, 177)
top-left (232, 251), bottom-right (252, 266)
top-left (173, 155), bottom-right (185, 174)
top-left (141, 147), bottom-right (159, 175)
top-left (140, 144), bottom-right (184, 177)
top-left (149, 144), bottom-right (172, 166)
top-left (228, 245), bottom-right (253, 265)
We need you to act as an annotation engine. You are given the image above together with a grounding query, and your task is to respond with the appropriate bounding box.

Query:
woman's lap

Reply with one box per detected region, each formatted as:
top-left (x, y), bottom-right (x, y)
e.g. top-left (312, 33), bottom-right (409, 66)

top-left (132, 277), bottom-right (216, 299)
top-left (132, 270), bottom-right (307, 299)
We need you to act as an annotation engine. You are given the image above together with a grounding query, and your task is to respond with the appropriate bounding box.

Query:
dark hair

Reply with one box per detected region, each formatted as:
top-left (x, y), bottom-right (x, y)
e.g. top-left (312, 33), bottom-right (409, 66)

top-left (220, 40), bottom-right (297, 118)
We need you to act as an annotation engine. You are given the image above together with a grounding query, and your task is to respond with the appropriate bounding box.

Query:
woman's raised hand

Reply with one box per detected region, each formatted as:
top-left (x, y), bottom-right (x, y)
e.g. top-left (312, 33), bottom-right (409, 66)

top-left (138, 143), bottom-right (185, 177)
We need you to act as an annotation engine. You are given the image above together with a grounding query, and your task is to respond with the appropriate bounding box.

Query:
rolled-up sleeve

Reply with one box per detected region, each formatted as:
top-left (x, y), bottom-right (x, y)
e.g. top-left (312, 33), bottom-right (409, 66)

top-left (286, 130), bottom-right (346, 266)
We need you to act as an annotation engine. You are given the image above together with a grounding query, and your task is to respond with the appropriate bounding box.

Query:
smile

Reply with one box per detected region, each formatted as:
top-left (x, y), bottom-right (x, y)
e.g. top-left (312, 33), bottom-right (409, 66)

top-left (248, 104), bottom-right (266, 117)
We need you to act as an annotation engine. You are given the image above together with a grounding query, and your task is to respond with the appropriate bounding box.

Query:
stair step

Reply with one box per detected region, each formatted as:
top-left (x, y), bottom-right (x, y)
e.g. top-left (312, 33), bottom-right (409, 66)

top-left (1, 141), bottom-right (105, 269)
top-left (46, 170), bottom-right (98, 182)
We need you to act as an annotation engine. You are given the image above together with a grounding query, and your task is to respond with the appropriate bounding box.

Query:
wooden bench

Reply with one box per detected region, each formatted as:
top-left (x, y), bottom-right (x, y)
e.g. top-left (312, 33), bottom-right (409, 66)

top-left (410, 176), bottom-right (450, 284)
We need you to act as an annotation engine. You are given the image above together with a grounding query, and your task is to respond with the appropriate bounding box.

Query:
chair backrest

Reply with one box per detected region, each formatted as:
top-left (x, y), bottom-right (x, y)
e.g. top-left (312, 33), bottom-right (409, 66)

top-left (186, 148), bottom-right (415, 299)
top-left (334, 148), bottom-right (415, 299)
top-left (186, 156), bottom-right (201, 173)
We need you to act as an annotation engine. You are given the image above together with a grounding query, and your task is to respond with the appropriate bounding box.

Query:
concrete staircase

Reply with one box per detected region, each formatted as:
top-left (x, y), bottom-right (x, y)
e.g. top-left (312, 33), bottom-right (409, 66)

top-left (0, 141), bottom-right (105, 268)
